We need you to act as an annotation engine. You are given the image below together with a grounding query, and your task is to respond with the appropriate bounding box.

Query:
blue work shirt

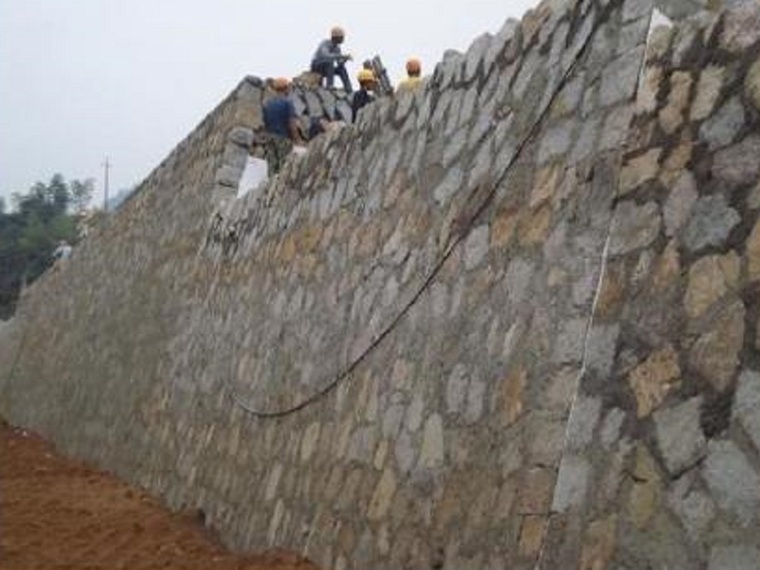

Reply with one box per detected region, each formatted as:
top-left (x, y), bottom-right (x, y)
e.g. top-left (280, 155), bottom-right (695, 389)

top-left (263, 95), bottom-right (297, 138)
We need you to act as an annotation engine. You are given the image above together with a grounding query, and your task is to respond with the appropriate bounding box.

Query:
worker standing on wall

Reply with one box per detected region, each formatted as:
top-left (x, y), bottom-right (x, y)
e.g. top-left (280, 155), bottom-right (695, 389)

top-left (352, 68), bottom-right (376, 122)
top-left (396, 58), bottom-right (423, 93)
top-left (262, 77), bottom-right (305, 175)
top-left (311, 26), bottom-right (353, 93)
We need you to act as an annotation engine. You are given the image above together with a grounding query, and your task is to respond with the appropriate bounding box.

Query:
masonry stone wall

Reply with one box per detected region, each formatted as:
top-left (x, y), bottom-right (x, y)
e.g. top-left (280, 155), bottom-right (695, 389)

top-left (1, 1), bottom-right (759, 569)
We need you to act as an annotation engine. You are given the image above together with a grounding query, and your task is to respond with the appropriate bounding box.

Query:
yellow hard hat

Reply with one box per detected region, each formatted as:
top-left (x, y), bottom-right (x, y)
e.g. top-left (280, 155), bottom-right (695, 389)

top-left (406, 58), bottom-right (422, 75)
top-left (357, 69), bottom-right (375, 83)
top-left (272, 77), bottom-right (290, 92)
top-left (331, 26), bottom-right (345, 39)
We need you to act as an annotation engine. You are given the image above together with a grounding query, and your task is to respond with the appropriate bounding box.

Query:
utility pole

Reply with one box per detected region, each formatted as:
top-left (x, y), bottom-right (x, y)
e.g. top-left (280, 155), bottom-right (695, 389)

top-left (103, 157), bottom-right (111, 212)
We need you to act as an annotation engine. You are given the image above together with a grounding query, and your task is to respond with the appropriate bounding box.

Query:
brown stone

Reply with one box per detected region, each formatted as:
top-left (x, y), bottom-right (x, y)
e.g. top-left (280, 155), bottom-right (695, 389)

top-left (629, 345), bottom-right (682, 418)
top-left (620, 148), bottom-right (662, 196)
top-left (596, 261), bottom-right (627, 317)
top-left (685, 252), bottom-right (740, 319)
top-left (518, 467), bottom-right (554, 514)
top-left (490, 208), bottom-right (520, 250)
top-left (747, 57), bottom-right (760, 113)
top-left (530, 164), bottom-right (563, 209)
top-left (659, 71), bottom-right (692, 135)
top-left (746, 217), bottom-right (760, 282)
top-left (659, 140), bottom-right (693, 188)
top-left (627, 446), bottom-right (660, 529)
top-left (499, 367), bottom-right (526, 427)
top-left (636, 65), bottom-right (662, 115)
top-left (519, 516), bottom-right (547, 558)
top-left (690, 300), bottom-right (745, 392)
top-left (652, 241), bottom-right (681, 291)
top-left (580, 515), bottom-right (618, 570)
top-left (368, 468), bottom-right (397, 521)
top-left (518, 204), bottom-right (552, 246)
top-left (691, 65), bottom-right (725, 121)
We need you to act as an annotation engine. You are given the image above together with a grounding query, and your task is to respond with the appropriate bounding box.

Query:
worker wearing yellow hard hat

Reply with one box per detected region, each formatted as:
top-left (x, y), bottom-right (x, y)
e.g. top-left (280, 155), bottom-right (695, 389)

top-left (352, 67), bottom-right (377, 122)
top-left (310, 25), bottom-right (353, 92)
top-left (397, 58), bottom-right (423, 93)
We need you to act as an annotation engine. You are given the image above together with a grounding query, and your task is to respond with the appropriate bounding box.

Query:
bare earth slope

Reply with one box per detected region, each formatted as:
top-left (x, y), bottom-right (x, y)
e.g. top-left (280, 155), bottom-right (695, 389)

top-left (0, 420), bottom-right (319, 570)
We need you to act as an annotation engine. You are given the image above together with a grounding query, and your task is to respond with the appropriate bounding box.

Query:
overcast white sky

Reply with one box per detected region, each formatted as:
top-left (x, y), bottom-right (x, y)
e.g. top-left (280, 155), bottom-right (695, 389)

top-left (0, 0), bottom-right (537, 208)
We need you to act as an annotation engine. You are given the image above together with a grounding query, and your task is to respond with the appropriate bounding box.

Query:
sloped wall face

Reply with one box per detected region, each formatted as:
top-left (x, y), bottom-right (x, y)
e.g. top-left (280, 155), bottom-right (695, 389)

top-left (541, 5), bottom-right (760, 569)
top-left (4, 2), bottom-right (759, 570)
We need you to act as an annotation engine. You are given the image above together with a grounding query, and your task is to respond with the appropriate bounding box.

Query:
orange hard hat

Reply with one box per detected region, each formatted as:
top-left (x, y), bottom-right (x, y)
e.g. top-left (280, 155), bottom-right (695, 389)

top-left (331, 26), bottom-right (345, 39)
top-left (406, 58), bottom-right (422, 74)
top-left (272, 77), bottom-right (290, 92)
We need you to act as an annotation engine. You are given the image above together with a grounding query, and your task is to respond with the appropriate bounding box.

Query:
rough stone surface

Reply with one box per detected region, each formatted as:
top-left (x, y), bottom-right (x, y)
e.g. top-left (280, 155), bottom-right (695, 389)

top-left (708, 545), bottom-right (760, 570)
top-left (654, 397), bottom-right (707, 475)
top-left (734, 370), bottom-right (760, 453)
top-left (703, 440), bottom-right (760, 525)
top-left (689, 301), bottom-right (745, 392)
top-left (4, 4), bottom-right (760, 570)
top-left (609, 201), bottom-right (662, 257)
top-left (629, 346), bottom-right (682, 418)
top-left (682, 195), bottom-right (740, 253)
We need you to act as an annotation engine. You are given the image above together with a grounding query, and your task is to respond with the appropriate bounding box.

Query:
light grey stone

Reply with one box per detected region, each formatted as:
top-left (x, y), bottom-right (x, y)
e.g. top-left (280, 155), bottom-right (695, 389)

top-left (654, 397), bottom-right (707, 475)
top-left (669, 475), bottom-right (716, 540)
top-left (538, 119), bottom-right (575, 164)
top-left (405, 390), bottom-right (425, 433)
top-left (570, 114), bottom-right (601, 163)
top-left (703, 439), bottom-right (760, 525)
top-left (719, 1), bottom-right (760, 52)
top-left (395, 430), bottom-right (417, 474)
top-left (600, 47), bottom-right (646, 107)
top-left (228, 126), bottom-right (254, 147)
top-left (566, 397), bottom-right (602, 451)
top-left (609, 201), bottom-right (662, 257)
top-left (552, 455), bottom-right (590, 512)
top-left (463, 225), bottom-right (490, 270)
top-left (418, 413), bottom-right (445, 469)
top-left (215, 165), bottom-right (243, 188)
top-left (712, 135), bottom-right (760, 188)
top-left (600, 408), bottom-right (627, 449)
top-left (382, 403), bottom-right (405, 438)
top-left (709, 545), bottom-right (760, 570)
top-left (554, 319), bottom-right (587, 364)
top-left (683, 195), bottom-right (740, 253)
top-left (586, 324), bottom-right (620, 378)
top-left (599, 107), bottom-right (634, 151)
top-left (735, 369), bottom-right (760, 453)
top-left (664, 172), bottom-right (698, 237)
top-left (443, 127), bottom-right (469, 168)
top-left (465, 374), bottom-right (486, 425)
top-left (446, 364), bottom-right (469, 415)
top-left (464, 33), bottom-right (490, 82)
top-left (699, 97), bottom-right (745, 151)
top-left (433, 167), bottom-right (464, 205)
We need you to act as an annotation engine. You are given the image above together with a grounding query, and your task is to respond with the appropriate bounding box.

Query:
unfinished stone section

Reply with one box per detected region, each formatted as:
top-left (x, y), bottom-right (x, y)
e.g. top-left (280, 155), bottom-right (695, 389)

top-left (539, 3), bottom-right (760, 569)
top-left (2, 1), bottom-right (760, 570)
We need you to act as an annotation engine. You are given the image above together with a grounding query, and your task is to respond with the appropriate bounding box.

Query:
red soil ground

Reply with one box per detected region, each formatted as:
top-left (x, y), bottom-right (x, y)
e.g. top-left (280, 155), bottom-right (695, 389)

top-left (0, 420), bottom-right (320, 570)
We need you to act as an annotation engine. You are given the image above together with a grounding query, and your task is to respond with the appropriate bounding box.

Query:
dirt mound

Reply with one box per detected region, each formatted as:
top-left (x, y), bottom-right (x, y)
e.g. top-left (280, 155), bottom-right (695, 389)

top-left (0, 420), bottom-right (320, 570)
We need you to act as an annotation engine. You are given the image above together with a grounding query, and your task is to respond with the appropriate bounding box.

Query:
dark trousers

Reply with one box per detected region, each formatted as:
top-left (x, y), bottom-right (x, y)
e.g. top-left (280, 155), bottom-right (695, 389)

top-left (311, 60), bottom-right (352, 92)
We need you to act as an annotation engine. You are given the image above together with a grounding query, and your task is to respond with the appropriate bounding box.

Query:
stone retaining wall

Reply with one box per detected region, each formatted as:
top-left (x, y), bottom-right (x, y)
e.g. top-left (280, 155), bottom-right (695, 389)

top-left (2, 1), bottom-right (760, 569)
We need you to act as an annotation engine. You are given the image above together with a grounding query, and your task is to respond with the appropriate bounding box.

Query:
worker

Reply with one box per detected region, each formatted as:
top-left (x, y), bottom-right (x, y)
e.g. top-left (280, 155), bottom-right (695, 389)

top-left (311, 26), bottom-right (353, 93)
top-left (396, 58), bottom-right (423, 93)
top-left (262, 77), bottom-right (305, 175)
top-left (351, 68), bottom-right (376, 122)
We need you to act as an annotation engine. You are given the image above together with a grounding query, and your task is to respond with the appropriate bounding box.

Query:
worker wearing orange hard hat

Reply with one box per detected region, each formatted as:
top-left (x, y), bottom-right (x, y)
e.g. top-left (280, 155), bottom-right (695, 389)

top-left (262, 77), bottom-right (305, 175)
top-left (397, 58), bottom-right (423, 93)
top-left (311, 26), bottom-right (353, 93)
top-left (352, 68), bottom-right (376, 122)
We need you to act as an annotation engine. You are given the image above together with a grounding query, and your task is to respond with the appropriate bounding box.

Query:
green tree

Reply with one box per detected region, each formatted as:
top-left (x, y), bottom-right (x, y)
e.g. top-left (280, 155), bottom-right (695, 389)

top-left (0, 174), bottom-right (88, 318)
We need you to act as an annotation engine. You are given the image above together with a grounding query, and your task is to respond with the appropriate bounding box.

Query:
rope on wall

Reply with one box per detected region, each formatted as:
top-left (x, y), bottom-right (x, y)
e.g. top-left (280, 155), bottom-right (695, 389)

top-left (228, 1), bottom-right (616, 419)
